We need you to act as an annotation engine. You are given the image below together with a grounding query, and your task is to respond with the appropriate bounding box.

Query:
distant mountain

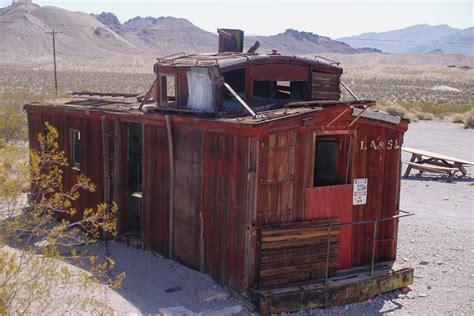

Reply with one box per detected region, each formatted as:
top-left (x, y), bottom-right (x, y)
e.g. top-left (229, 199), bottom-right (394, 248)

top-left (120, 16), bottom-right (218, 55)
top-left (338, 24), bottom-right (474, 56)
top-left (246, 29), bottom-right (381, 55)
top-left (0, 2), bottom-right (385, 64)
top-left (0, 2), bottom-right (136, 62)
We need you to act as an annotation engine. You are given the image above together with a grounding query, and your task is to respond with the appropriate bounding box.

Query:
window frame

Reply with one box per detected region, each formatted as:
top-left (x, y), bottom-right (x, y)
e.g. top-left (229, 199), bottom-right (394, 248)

top-left (69, 129), bottom-right (81, 170)
top-left (159, 73), bottom-right (178, 105)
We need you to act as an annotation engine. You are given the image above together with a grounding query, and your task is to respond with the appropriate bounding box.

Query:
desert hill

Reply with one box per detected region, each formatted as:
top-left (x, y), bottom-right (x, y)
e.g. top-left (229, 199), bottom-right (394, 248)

top-left (0, 2), bottom-right (137, 63)
top-left (339, 24), bottom-right (474, 56)
top-left (0, 1), bottom-right (381, 65)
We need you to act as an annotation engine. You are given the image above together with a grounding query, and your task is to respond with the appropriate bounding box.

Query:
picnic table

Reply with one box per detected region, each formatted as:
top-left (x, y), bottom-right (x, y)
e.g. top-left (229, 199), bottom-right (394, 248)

top-left (402, 147), bottom-right (474, 182)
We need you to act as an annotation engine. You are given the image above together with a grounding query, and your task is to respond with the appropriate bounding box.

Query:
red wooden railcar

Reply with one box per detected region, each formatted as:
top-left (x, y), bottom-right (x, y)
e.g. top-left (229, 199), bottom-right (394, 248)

top-left (25, 39), bottom-right (413, 314)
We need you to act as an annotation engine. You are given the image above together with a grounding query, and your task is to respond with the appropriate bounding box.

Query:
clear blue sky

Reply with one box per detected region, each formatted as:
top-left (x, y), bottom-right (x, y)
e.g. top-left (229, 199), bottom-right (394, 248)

top-left (2, 0), bottom-right (473, 38)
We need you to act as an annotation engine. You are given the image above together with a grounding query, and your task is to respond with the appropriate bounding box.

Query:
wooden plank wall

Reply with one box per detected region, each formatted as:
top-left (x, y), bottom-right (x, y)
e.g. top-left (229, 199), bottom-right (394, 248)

top-left (202, 133), bottom-right (249, 288)
top-left (311, 72), bottom-right (341, 101)
top-left (172, 128), bottom-right (203, 269)
top-left (257, 218), bottom-right (339, 287)
top-left (26, 112), bottom-right (104, 222)
top-left (351, 122), bottom-right (403, 265)
top-left (257, 128), bottom-right (298, 225)
top-left (142, 124), bottom-right (170, 252)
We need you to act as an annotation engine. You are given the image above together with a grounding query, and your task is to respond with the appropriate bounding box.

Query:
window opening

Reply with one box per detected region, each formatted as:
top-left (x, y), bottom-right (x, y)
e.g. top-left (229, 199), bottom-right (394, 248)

top-left (69, 129), bottom-right (80, 169)
top-left (252, 80), bottom-right (307, 105)
top-left (314, 139), bottom-right (339, 187)
top-left (223, 68), bottom-right (246, 109)
top-left (160, 74), bottom-right (177, 103)
top-left (126, 123), bottom-right (143, 237)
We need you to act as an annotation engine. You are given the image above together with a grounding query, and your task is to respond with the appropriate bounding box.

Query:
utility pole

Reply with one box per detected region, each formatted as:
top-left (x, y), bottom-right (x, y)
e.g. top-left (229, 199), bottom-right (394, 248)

top-left (45, 29), bottom-right (62, 97)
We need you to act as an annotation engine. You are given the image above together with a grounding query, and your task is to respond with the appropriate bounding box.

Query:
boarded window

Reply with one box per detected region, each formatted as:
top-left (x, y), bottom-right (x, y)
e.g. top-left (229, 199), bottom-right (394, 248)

top-left (69, 129), bottom-right (81, 169)
top-left (186, 68), bottom-right (214, 112)
top-left (314, 139), bottom-right (338, 186)
top-left (160, 74), bottom-right (177, 103)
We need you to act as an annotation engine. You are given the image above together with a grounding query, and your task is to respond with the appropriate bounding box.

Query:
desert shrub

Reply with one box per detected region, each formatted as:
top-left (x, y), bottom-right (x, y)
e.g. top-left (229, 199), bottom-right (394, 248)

top-left (415, 111), bottom-right (434, 121)
top-left (0, 123), bottom-right (124, 314)
top-left (464, 110), bottom-right (474, 129)
top-left (451, 113), bottom-right (465, 123)
top-left (378, 104), bottom-right (408, 118)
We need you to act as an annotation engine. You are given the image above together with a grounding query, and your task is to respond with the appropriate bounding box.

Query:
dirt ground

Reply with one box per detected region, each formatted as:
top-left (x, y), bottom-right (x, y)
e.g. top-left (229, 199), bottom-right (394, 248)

top-left (74, 121), bottom-right (474, 315)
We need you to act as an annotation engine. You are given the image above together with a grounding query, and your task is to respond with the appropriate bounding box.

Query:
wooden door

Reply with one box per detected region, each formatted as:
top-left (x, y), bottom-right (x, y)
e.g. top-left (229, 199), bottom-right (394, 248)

top-left (172, 128), bottom-right (203, 269)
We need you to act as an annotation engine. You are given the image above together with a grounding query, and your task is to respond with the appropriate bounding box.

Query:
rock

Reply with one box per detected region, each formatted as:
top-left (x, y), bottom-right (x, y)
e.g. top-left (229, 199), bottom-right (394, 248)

top-left (419, 293), bottom-right (427, 297)
top-left (427, 285), bottom-right (432, 289)
top-left (159, 306), bottom-right (197, 316)
top-left (406, 292), bottom-right (416, 299)
top-left (202, 305), bottom-right (243, 316)
top-left (198, 290), bottom-right (230, 302)
top-left (400, 286), bottom-right (412, 294)
top-left (419, 260), bottom-right (429, 265)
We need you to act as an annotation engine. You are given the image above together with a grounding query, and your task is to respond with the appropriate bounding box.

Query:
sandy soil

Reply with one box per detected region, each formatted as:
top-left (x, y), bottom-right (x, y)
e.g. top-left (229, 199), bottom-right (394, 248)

top-left (25, 121), bottom-right (470, 315)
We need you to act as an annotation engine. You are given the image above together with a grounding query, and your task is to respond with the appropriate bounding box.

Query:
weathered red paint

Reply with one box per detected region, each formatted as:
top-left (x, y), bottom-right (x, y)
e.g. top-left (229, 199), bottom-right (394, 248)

top-left (304, 185), bottom-right (353, 268)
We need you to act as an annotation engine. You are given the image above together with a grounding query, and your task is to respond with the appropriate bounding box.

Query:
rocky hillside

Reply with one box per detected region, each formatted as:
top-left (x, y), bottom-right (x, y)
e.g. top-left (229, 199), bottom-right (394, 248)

top-left (0, 2), bottom-right (383, 64)
top-left (0, 2), bottom-right (137, 63)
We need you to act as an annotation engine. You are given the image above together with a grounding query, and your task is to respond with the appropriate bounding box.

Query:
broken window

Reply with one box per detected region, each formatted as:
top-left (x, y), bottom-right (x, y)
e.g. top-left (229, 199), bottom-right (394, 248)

top-left (252, 80), bottom-right (307, 105)
top-left (160, 74), bottom-right (177, 104)
top-left (69, 129), bottom-right (81, 169)
top-left (222, 68), bottom-right (245, 110)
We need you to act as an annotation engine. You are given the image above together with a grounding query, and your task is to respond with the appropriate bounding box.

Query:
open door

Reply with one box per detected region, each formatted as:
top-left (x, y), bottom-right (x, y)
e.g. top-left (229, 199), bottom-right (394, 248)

top-left (305, 132), bottom-right (354, 269)
top-left (125, 123), bottom-right (143, 240)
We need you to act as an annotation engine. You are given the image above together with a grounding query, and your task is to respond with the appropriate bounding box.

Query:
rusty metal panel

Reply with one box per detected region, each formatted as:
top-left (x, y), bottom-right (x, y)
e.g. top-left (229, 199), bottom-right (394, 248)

top-left (304, 185), bottom-right (353, 269)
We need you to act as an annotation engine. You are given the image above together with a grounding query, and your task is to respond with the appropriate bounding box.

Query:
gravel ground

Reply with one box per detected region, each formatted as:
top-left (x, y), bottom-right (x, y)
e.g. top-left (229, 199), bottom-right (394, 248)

top-left (101, 121), bottom-right (473, 315)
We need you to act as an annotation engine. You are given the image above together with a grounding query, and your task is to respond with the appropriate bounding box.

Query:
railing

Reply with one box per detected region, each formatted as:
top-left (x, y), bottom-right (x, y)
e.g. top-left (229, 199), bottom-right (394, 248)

top-left (323, 210), bottom-right (414, 284)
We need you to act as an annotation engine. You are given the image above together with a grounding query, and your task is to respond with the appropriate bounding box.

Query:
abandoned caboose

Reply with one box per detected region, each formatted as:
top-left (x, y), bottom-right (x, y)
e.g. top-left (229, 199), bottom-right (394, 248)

top-left (24, 29), bottom-right (413, 314)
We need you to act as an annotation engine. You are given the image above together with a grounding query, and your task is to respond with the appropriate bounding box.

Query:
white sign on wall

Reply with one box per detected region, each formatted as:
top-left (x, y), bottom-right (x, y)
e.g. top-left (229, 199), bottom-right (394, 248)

top-left (353, 178), bottom-right (368, 205)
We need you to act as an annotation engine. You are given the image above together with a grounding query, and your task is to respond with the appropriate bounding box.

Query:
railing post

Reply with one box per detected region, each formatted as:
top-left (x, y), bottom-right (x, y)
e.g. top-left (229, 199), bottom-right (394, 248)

top-left (324, 224), bottom-right (332, 284)
top-left (370, 221), bottom-right (378, 276)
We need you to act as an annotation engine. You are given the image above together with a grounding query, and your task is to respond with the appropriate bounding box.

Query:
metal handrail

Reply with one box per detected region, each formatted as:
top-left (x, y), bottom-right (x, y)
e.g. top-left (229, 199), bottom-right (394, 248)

top-left (323, 210), bottom-right (414, 284)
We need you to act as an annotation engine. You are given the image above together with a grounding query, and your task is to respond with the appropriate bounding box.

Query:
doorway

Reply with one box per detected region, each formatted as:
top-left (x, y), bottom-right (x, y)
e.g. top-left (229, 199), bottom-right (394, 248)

top-left (126, 123), bottom-right (143, 238)
top-left (305, 131), bottom-right (354, 268)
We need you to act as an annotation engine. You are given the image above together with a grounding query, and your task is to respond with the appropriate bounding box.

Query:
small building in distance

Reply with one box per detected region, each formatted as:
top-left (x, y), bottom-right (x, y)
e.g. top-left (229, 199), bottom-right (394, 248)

top-left (24, 29), bottom-right (414, 315)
